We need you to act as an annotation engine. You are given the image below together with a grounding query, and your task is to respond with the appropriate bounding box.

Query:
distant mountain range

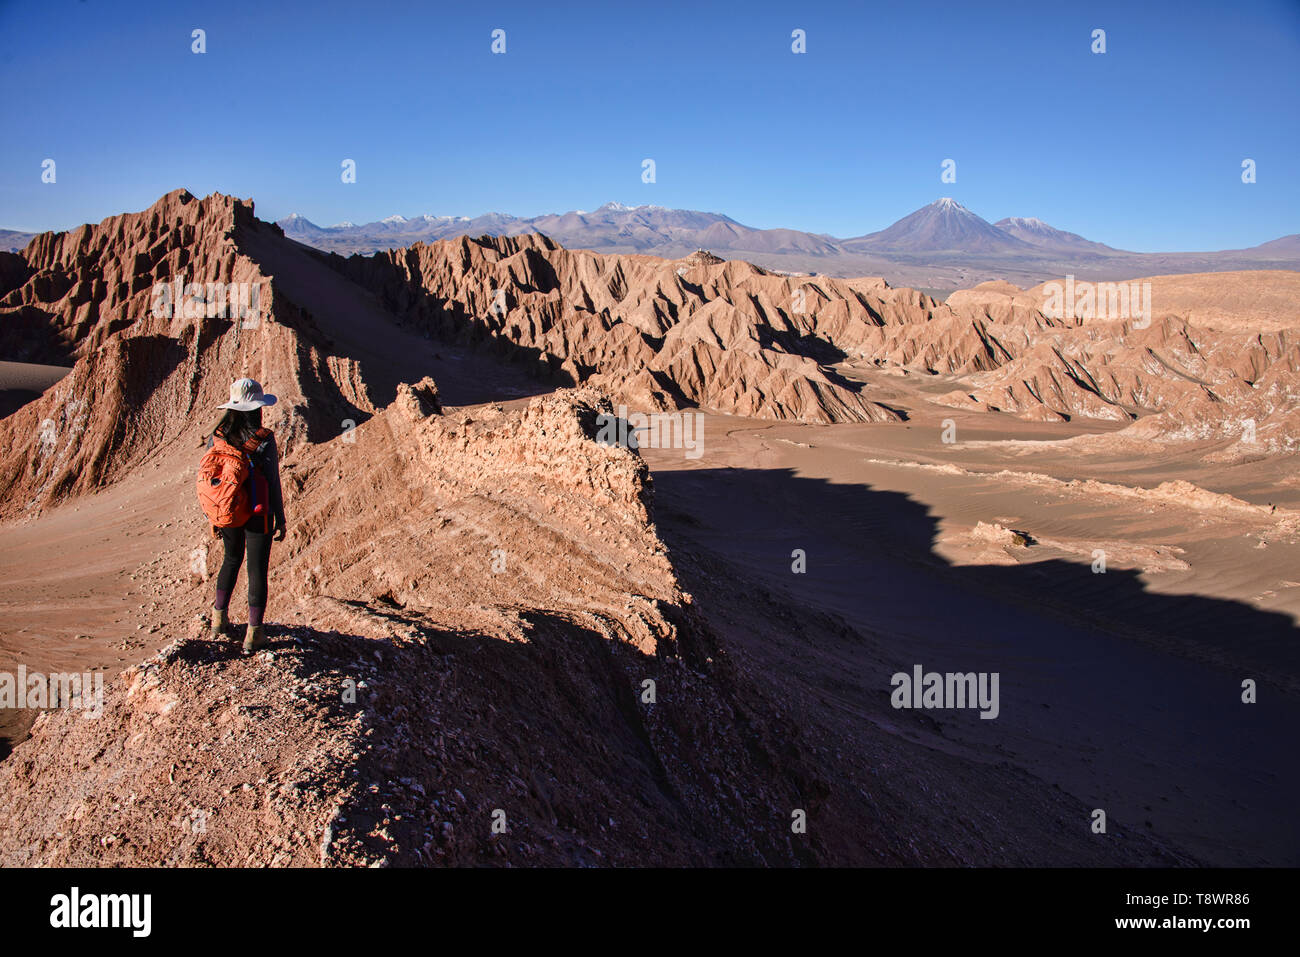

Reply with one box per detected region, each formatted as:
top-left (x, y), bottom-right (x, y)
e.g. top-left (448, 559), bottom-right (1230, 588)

top-left (7, 200), bottom-right (1297, 294)
top-left (0, 230), bottom-right (37, 254)
top-left (277, 201), bottom-right (848, 258)
top-left (270, 198), bottom-right (1299, 292)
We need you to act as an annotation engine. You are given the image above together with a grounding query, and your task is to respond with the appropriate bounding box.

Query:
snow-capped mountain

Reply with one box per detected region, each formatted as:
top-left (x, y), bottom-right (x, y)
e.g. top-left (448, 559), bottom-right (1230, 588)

top-left (842, 199), bottom-right (1037, 254)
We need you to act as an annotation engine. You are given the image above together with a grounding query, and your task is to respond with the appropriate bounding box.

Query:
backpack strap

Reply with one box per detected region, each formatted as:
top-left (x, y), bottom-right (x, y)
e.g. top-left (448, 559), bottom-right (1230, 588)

top-left (235, 429), bottom-right (273, 468)
top-left (240, 428), bottom-right (273, 462)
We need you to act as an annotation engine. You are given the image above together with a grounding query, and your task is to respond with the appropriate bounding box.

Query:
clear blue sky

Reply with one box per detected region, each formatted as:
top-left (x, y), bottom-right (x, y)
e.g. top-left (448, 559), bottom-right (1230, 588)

top-left (1, 0), bottom-right (1297, 250)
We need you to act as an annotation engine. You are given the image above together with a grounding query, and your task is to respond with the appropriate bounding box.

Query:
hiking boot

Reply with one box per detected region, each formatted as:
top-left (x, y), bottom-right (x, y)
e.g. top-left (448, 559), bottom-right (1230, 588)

top-left (210, 607), bottom-right (234, 638)
top-left (242, 624), bottom-right (269, 655)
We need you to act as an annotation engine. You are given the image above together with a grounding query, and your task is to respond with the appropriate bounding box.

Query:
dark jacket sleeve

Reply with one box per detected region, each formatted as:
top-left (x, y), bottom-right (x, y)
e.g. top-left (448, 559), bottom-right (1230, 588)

top-left (264, 435), bottom-right (286, 527)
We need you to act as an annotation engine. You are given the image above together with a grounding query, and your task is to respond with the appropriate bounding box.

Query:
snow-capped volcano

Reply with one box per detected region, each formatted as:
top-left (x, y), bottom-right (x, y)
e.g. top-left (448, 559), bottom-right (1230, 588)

top-left (844, 198), bottom-right (1036, 253)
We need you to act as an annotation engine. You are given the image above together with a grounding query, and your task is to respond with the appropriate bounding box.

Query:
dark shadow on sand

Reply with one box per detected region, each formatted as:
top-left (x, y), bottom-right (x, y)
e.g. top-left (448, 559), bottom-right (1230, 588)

top-left (651, 465), bottom-right (1300, 865)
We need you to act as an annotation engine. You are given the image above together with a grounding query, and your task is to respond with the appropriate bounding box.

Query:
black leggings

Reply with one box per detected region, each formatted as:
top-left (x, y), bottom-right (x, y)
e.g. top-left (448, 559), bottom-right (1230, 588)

top-left (216, 519), bottom-right (272, 609)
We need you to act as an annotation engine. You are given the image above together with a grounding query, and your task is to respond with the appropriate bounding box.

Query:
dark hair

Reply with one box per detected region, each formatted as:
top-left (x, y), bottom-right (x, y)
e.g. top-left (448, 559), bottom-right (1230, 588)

top-left (213, 407), bottom-right (264, 447)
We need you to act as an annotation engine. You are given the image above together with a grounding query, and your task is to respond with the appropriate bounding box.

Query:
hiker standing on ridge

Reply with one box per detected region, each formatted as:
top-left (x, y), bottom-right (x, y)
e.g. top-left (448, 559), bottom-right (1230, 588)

top-left (196, 378), bottom-right (286, 655)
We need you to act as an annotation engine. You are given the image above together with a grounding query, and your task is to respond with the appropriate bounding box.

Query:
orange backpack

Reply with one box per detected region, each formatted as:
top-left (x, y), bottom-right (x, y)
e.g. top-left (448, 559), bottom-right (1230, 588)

top-left (197, 427), bottom-right (273, 532)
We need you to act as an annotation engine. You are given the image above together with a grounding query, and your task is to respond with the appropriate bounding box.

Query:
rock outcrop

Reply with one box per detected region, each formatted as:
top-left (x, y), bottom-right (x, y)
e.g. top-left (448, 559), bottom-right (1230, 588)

top-left (0, 190), bottom-right (374, 518)
top-left (943, 275), bottom-right (1300, 453)
top-left (326, 236), bottom-right (921, 424)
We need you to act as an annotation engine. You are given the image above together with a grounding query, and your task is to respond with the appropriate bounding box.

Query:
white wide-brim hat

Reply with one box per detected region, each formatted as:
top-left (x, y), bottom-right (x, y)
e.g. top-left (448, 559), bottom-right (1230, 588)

top-left (218, 377), bottom-right (278, 412)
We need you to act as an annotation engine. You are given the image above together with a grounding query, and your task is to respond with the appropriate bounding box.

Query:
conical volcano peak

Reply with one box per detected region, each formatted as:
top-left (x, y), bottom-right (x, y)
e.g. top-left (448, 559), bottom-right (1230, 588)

top-left (847, 198), bottom-right (1034, 253)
